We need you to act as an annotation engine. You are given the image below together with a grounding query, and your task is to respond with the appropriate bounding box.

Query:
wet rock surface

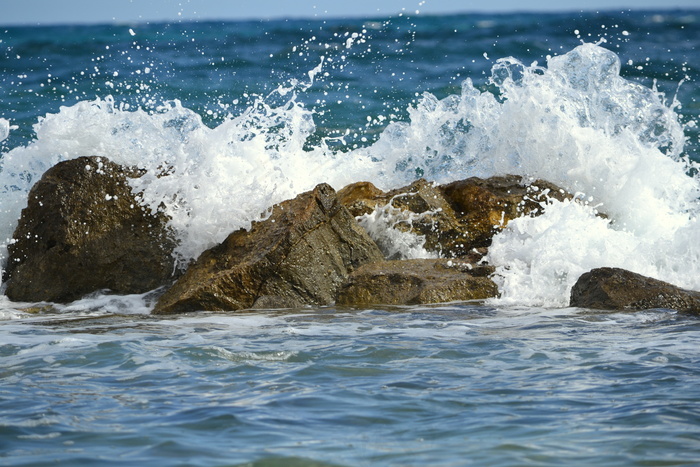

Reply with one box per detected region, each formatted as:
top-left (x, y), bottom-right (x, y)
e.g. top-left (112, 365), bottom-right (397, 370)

top-left (439, 175), bottom-right (573, 254)
top-left (3, 156), bottom-right (177, 303)
top-left (336, 258), bottom-right (498, 306)
top-left (153, 183), bottom-right (384, 314)
top-left (570, 267), bottom-right (700, 315)
top-left (339, 175), bottom-right (573, 259)
top-left (3, 164), bottom-right (619, 314)
top-left (339, 178), bottom-right (466, 259)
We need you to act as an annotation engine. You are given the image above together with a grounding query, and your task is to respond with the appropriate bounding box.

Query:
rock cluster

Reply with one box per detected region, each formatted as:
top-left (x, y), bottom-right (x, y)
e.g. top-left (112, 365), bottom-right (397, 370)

top-left (4, 156), bottom-right (700, 317)
top-left (153, 173), bottom-right (567, 313)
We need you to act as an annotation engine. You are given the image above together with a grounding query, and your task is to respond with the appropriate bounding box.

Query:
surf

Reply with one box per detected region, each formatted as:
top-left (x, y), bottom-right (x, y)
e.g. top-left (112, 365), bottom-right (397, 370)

top-left (1, 40), bottom-right (697, 308)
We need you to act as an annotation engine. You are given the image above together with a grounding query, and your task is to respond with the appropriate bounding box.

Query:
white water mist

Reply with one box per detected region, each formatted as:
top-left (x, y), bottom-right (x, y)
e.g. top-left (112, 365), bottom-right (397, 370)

top-left (1, 43), bottom-right (698, 307)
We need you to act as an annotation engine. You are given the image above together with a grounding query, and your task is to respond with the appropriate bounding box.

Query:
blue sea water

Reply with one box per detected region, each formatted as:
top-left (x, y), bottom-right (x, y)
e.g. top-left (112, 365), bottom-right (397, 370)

top-left (1, 9), bottom-right (700, 466)
top-left (2, 306), bottom-right (700, 466)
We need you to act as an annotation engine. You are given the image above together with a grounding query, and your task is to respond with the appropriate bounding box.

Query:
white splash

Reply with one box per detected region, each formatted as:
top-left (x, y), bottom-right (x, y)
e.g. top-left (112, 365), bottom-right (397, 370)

top-left (0, 87), bottom-right (376, 268)
top-left (355, 43), bottom-right (700, 306)
top-left (356, 201), bottom-right (438, 260)
top-left (0, 118), bottom-right (13, 143)
top-left (1, 43), bottom-right (698, 307)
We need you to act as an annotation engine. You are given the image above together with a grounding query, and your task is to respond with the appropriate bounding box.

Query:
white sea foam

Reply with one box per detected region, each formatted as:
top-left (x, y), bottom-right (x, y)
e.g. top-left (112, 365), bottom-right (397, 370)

top-left (356, 201), bottom-right (438, 260)
top-left (54, 290), bottom-right (156, 315)
top-left (358, 43), bottom-right (700, 306)
top-left (0, 91), bottom-right (374, 267)
top-left (0, 118), bottom-right (11, 142)
top-left (1, 43), bottom-right (698, 307)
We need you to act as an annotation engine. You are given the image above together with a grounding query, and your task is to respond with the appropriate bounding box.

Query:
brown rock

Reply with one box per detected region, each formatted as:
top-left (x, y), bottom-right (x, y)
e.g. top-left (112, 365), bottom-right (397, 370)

top-left (336, 181), bottom-right (386, 217)
top-left (439, 175), bottom-right (573, 253)
top-left (336, 258), bottom-right (498, 306)
top-left (3, 156), bottom-right (177, 303)
top-left (570, 267), bottom-right (700, 314)
top-left (338, 179), bottom-right (471, 259)
top-left (152, 183), bottom-right (384, 314)
top-left (338, 176), bottom-right (573, 259)
top-left (383, 179), bottom-right (466, 257)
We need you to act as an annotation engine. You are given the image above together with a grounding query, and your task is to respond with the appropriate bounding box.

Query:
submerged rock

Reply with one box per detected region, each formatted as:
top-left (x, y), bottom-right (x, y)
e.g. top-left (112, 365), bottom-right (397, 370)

top-left (570, 267), bottom-right (700, 314)
top-left (336, 258), bottom-right (498, 306)
top-left (152, 183), bottom-right (384, 314)
top-left (3, 156), bottom-right (177, 303)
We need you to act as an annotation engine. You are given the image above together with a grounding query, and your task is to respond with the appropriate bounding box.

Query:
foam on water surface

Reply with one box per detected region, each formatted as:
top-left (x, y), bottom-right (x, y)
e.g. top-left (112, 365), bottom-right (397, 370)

top-left (1, 42), bottom-right (698, 307)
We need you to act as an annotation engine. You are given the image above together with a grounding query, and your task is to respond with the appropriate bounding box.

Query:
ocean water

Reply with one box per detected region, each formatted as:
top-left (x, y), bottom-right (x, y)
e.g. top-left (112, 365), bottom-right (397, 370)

top-left (1, 9), bottom-right (700, 466)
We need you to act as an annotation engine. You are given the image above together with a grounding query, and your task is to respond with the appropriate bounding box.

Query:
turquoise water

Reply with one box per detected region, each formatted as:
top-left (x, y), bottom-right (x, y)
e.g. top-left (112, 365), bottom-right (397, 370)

top-left (2, 9), bottom-right (700, 466)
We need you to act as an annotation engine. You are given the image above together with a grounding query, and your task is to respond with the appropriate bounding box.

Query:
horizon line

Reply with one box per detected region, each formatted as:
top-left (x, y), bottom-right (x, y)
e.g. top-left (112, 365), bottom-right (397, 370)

top-left (1, 6), bottom-right (697, 28)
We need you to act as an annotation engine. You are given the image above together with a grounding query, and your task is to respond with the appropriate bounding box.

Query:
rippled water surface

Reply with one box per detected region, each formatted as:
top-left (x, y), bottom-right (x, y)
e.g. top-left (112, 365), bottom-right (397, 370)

top-left (2, 304), bottom-right (700, 466)
top-left (2, 8), bottom-right (700, 466)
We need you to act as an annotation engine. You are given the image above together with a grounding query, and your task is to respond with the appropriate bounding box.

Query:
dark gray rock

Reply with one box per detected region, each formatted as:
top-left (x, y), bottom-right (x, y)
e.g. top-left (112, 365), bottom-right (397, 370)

top-left (570, 267), bottom-right (700, 314)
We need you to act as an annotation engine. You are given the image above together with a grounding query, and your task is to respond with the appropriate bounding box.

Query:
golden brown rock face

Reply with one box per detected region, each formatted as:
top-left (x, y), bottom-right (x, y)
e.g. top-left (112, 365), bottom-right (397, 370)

top-left (152, 183), bottom-right (384, 314)
top-left (340, 178), bottom-right (466, 259)
top-left (440, 175), bottom-right (572, 252)
top-left (336, 181), bottom-right (387, 216)
top-left (336, 258), bottom-right (498, 307)
top-left (4, 156), bottom-right (177, 303)
top-left (338, 175), bottom-right (573, 258)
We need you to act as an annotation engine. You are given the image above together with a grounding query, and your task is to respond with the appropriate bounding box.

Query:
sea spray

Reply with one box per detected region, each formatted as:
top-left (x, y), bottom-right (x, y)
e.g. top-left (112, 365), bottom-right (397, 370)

top-left (476, 45), bottom-right (700, 306)
top-left (356, 200), bottom-right (438, 260)
top-left (0, 89), bottom-right (372, 267)
top-left (0, 118), bottom-right (11, 143)
top-left (1, 42), bottom-right (698, 307)
top-left (350, 43), bottom-right (700, 306)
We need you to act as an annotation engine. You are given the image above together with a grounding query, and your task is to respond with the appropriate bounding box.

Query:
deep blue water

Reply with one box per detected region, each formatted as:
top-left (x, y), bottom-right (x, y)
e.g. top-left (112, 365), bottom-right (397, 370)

top-left (1, 10), bottom-right (698, 155)
top-left (2, 9), bottom-right (700, 466)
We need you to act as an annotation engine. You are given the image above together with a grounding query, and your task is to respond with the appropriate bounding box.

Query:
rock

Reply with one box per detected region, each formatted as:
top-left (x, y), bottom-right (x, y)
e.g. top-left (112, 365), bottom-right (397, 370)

top-left (570, 267), bottom-right (700, 314)
top-left (336, 181), bottom-right (387, 217)
top-left (3, 156), bottom-right (177, 303)
top-left (152, 183), bottom-right (384, 315)
top-left (384, 179), bottom-right (467, 257)
top-left (336, 258), bottom-right (498, 306)
top-left (339, 178), bottom-right (467, 259)
top-left (439, 175), bottom-right (573, 253)
top-left (338, 175), bottom-right (573, 259)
